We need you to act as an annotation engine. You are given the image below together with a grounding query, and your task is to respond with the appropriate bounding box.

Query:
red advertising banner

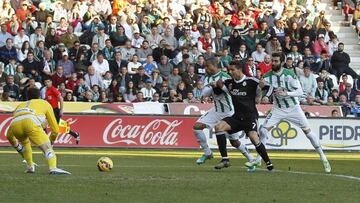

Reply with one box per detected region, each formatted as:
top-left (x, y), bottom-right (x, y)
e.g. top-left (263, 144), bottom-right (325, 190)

top-left (0, 114), bottom-right (199, 148)
top-left (167, 103), bottom-right (342, 117)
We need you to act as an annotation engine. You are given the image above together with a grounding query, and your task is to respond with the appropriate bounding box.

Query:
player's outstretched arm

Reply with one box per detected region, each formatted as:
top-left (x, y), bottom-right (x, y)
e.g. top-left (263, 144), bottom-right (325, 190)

top-left (45, 102), bottom-right (60, 143)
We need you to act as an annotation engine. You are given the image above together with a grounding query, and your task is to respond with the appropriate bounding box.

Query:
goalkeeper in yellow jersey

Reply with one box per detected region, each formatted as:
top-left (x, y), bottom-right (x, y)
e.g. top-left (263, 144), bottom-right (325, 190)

top-left (6, 88), bottom-right (71, 175)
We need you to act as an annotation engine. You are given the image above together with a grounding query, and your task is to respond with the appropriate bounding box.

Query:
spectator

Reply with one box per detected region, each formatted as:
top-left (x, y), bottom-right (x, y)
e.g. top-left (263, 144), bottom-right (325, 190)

top-left (314, 50), bottom-right (331, 74)
top-left (351, 94), bottom-right (360, 117)
top-left (140, 79), bottom-right (156, 101)
top-left (57, 52), bottom-right (74, 78)
top-left (339, 94), bottom-right (352, 116)
top-left (0, 38), bottom-right (17, 65)
top-left (168, 67), bottom-right (182, 90)
top-left (41, 50), bottom-right (54, 76)
top-left (124, 80), bottom-right (137, 103)
top-left (213, 28), bottom-right (228, 53)
top-left (86, 43), bottom-right (102, 65)
top-left (182, 65), bottom-right (198, 89)
top-left (132, 66), bottom-right (149, 89)
top-left (117, 67), bottom-right (131, 94)
top-left (150, 69), bottom-right (163, 91)
top-left (132, 91), bottom-right (144, 103)
top-left (109, 51), bottom-right (128, 77)
top-left (265, 36), bottom-right (281, 55)
top-left (251, 44), bottom-right (266, 63)
top-left (136, 40), bottom-right (153, 62)
top-left (3, 75), bottom-right (20, 101)
top-left (13, 29), bottom-right (29, 50)
top-left (158, 55), bottom-right (173, 80)
top-left (298, 35), bottom-right (313, 55)
top-left (318, 69), bottom-right (334, 93)
top-left (257, 54), bottom-right (272, 75)
top-left (120, 40), bottom-right (136, 61)
top-left (131, 30), bottom-right (144, 49)
top-left (64, 92), bottom-right (77, 102)
top-left (331, 43), bottom-right (358, 79)
top-left (341, 83), bottom-right (357, 102)
top-left (244, 29), bottom-right (258, 54)
top-left (61, 25), bottom-right (79, 48)
top-left (84, 65), bottom-right (104, 89)
top-left (244, 57), bottom-right (257, 77)
top-left (328, 35), bottom-right (339, 56)
top-left (299, 65), bottom-right (317, 98)
top-left (92, 53), bottom-right (109, 76)
top-left (166, 89), bottom-right (182, 103)
top-left (29, 27), bottom-right (45, 49)
top-left (110, 25), bottom-right (128, 47)
top-left (183, 92), bottom-right (199, 103)
top-left (51, 66), bottom-right (67, 88)
top-left (192, 80), bottom-right (204, 101)
top-left (331, 109), bottom-right (340, 117)
top-left (287, 44), bottom-right (302, 65)
top-left (312, 34), bottom-right (329, 57)
top-left (227, 30), bottom-right (243, 56)
top-left (315, 78), bottom-right (328, 105)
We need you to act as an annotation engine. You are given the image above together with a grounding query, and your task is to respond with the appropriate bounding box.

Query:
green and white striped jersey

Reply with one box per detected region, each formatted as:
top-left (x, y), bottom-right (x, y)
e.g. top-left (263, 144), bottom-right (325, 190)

top-left (263, 69), bottom-right (302, 109)
top-left (202, 71), bottom-right (233, 113)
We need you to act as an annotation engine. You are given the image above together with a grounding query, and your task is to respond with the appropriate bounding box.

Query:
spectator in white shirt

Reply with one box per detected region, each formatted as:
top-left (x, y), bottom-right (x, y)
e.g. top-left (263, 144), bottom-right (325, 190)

top-left (141, 79), bottom-right (157, 101)
top-left (92, 53), bottom-right (109, 76)
top-left (131, 30), bottom-right (144, 49)
top-left (251, 44), bottom-right (267, 63)
top-left (13, 29), bottom-right (29, 50)
top-left (0, 24), bottom-right (13, 47)
top-left (127, 54), bottom-right (142, 75)
top-left (29, 27), bottom-right (45, 49)
top-left (299, 65), bottom-right (318, 98)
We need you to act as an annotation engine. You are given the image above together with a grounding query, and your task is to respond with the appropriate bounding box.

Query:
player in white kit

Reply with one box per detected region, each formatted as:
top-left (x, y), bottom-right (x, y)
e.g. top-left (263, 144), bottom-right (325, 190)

top-left (193, 59), bottom-right (255, 168)
top-left (248, 52), bottom-right (331, 173)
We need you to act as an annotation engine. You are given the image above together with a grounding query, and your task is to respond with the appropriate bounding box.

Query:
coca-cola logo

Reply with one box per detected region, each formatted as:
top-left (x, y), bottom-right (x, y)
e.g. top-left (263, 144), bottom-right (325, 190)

top-left (0, 117), bottom-right (12, 143)
top-left (103, 119), bottom-right (182, 146)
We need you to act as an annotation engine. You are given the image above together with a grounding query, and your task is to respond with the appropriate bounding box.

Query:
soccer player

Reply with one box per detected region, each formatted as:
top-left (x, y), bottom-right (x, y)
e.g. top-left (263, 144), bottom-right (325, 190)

top-left (255, 52), bottom-right (331, 173)
top-left (43, 77), bottom-right (80, 144)
top-left (6, 88), bottom-right (71, 174)
top-left (193, 59), bottom-right (255, 166)
top-left (212, 61), bottom-right (274, 171)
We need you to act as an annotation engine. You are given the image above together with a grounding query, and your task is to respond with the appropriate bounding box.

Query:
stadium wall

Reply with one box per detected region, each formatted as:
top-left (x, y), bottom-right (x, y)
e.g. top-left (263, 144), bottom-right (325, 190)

top-left (0, 113), bottom-right (359, 150)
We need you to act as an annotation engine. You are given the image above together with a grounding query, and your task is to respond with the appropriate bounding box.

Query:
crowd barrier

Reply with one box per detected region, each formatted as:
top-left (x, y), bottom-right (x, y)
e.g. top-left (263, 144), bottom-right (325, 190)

top-left (0, 113), bottom-right (358, 150)
top-left (0, 102), bottom-right (343, 117)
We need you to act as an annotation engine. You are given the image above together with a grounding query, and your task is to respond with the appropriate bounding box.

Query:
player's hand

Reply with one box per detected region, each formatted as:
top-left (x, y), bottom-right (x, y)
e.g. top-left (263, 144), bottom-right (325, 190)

top-left (259, 78), bottom-right (266, 88)
top-left (274, 88), bottom-right (287, 97)
top-left (59, 109), bottom-right (63, 116)
top-left (216, 80), bottom-right (224, 88)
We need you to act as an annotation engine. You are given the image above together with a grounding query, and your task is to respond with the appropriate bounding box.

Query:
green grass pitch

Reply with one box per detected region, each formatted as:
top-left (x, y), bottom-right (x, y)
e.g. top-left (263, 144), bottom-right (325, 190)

top-left (0, 148), bottom-right (359, 203)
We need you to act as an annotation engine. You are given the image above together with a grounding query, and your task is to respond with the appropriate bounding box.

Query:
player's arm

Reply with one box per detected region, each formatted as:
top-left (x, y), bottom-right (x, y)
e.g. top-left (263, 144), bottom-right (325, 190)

top-left (212, 79), bottom-right (230, 95)
top-left (45, 102), bottom-right (60, 143)
top-left (286, 77), bottom-right (304, 97)
top-left (258, 77), bottom-right (274, 97)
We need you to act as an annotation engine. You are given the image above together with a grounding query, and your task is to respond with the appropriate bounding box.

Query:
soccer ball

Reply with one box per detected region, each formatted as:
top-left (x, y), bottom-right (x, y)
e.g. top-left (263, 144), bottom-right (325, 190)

top-left (97, 157), bottom-right (113, 172)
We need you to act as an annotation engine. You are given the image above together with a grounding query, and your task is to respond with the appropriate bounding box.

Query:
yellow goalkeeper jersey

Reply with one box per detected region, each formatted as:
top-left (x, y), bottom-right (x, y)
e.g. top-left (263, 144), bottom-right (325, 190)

top-left (12, 99), bottom-right (59, 138)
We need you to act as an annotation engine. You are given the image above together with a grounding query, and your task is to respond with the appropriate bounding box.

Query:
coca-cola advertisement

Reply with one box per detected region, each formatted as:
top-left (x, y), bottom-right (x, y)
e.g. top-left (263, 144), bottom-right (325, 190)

top-left (0, 114), bottom-right (199, 148)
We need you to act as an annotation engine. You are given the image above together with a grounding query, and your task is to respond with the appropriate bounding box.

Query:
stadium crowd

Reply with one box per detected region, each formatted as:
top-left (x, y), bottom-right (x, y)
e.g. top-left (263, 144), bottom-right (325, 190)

top-left (0, 0), bottom-right (359, 117)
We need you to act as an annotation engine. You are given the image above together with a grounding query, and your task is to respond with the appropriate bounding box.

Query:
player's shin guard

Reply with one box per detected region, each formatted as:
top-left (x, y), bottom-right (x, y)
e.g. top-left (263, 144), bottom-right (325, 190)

top-left (22, 141), bottom-right (33, 167)
top-left (306, 131), bottom-right (327, 161)
top-left (216, 132), bottom-right (228, 160)
top-left (193, 129), bottom-right (212, 155)
top-left (255, 142), bottom-right (271, 165)
top-left (44, 149), bottom-right (57, 170)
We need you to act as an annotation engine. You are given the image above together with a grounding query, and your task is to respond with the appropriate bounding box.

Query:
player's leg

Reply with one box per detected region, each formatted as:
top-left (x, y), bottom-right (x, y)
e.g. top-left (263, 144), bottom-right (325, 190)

top-left (193, 122), bottom-right (213, 164)
top-left (255, 110), bottom-right (281, 164)
top-left (289, 107), bottom-right (331, 173)
top-left (29, 126), bottom-right (71, 175)
top-left (246, 130), bottom-right (273, 171)
top-left (228, 133), bottom-right (255, 162)
top-left (55, 108), bottom-right (80, 144)
top-left (6, 121), bottom-right (35, 173)
top-left (228, 136), bottom-right (256, 172)
top-left (214, 120), bottom-right (232, 169)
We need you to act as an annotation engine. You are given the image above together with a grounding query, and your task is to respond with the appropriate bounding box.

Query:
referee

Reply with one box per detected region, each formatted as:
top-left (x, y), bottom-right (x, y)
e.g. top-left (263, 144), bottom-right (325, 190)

top-left (43, 77), bottom-right (80, 144)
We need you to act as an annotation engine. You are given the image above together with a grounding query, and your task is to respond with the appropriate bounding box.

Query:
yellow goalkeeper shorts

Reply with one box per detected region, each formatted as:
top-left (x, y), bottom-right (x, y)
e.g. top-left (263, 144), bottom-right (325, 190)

top-left (7, 115), bottom-right (50, 146)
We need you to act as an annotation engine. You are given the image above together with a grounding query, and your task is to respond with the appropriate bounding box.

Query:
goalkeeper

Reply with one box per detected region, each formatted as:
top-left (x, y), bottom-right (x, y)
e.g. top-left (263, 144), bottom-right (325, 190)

top-left (6, 88), bottom-right (71, 175)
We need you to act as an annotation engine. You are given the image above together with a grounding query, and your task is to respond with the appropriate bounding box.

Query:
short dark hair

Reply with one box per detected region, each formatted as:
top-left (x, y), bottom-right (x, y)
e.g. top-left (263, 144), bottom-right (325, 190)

top-left (229, 60), bottom-right (245, 72)
top-left (272, 52), bottom-right (284, 62)
top-left (27, 88), bottom-right (40, 100)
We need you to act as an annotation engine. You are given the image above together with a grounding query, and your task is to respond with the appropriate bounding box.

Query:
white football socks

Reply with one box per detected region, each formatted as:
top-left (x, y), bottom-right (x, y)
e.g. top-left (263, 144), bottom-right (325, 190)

top-left (306, 131), bottom-right (327, 162)
top-left (193, 129), bottom-right (212, 155)
top-left (238, 143), bottom-right (254, 161)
